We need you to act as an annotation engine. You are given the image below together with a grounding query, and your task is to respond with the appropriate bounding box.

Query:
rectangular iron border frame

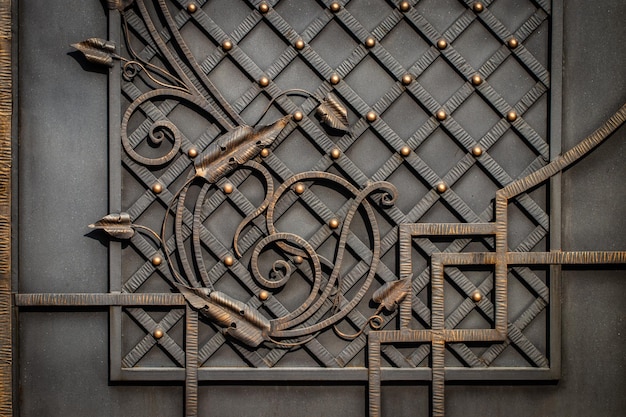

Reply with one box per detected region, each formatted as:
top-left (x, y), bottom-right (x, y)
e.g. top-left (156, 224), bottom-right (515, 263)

top-left (105, 0), bottom-right (563, 383)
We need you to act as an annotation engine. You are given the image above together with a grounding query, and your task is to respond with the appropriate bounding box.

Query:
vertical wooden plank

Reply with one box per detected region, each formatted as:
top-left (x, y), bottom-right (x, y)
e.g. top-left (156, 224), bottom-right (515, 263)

top-left (0, 1), bottom-right (10, 415)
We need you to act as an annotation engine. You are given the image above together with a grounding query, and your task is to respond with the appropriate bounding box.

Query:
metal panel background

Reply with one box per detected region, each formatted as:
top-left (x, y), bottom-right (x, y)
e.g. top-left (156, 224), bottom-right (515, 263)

top-left (14, 0), bottom-right (625, 416)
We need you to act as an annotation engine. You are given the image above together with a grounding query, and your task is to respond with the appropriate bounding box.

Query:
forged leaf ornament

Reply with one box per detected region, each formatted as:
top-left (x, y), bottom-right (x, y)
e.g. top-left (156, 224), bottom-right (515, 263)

top-left (372, 277), bottom-right (410, 312)
top-left (88, 212), bottom-right (135, 239)
top-left (71, 38), bottom-right (118, 67)
top-left (315, 93), bottom-right (349, 132)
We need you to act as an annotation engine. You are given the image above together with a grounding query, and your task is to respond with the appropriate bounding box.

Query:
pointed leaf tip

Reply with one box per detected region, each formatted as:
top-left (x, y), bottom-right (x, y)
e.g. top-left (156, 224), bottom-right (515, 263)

top-left (89, 212), bottom-right (135, 239)
top-left (72, 38), bottom-right (117, 67)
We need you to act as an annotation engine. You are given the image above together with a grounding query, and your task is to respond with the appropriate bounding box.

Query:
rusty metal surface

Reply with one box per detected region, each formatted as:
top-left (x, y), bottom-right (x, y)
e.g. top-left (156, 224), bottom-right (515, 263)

top-left (11, 0), bottom-right (626, 416)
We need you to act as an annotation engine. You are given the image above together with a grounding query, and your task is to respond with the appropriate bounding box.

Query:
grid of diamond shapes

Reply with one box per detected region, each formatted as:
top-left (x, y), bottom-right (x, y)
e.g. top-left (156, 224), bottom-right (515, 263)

top-left (116, 0), bottom-right (551, 373)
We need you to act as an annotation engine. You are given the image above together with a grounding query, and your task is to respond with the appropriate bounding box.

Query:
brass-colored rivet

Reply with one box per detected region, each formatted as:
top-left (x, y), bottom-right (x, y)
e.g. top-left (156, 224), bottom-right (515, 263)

top-left (293, 255), bottom-right (304, 264)
top-left (330, 148), bottom-right (341, 159)
top-left (222, 40), bottom-right (233, 51)
top-left (471, 146), bottom-right (483, 157)
top-left (153, 329), bottom-right (164, 339)
top-left (471, 74), bottom-right (483, 86)
top-left (293, 111), bottom-right (304, 122)
top-left (507, 111), bottom-right (517, 122)
top-left (330, 73), bottom-right (341, 85)
top-left (187, 3), bottom-right (197, 13)
top-left (294, 183), bottom-right (306, 194)
top-left (295, 39), bottom-right (305, 50)
top-left (436, 109), bottom-right (447, 121)
top-left (436, 182), bottom-right (447, 193)
top-left (259, 76), bottom-right (270, 87)
top-left (188, 148), bottom-right (198, 158)
top-left (330, 2), bottom-right (341, 12)
top-left (223, 255), bottom-right (234, 267)
top-left (399, 1), bottom-right (411, 12)
top-left (401, 74), bottom-right (413, 85)
top-left (471, 291), bottom-right (482, 302)
top-left (400, 146), bottom-right (411, 157)
top-left (365, 36), bottom-right (376, 48)
top-left (329, 218), bottom-right (340, 229)
top-left (507, 38), bottom-right (519, 49)
top-left (259, 290), bottom-right (270, 301)
top-left (437, 39), bottom-right (448, 50)
top-left (260, 148), bottom-right (270, 158)
top-left (152, 256), bottom-right (162, 266)
top-left (472, 2), bottom-right (484, 12)
top-left (366, 111), bottom-right (377, 122)
top-left (259, 2), bottom-right (269, 13)
top-left (152, 183), bottom-right (163, 194)
top-left (223, 183), bottom-right (234, 194)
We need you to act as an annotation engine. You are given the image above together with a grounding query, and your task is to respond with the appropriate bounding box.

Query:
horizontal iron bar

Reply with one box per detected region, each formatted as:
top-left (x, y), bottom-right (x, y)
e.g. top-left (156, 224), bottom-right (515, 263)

top-left (15, 293), bottom-right (185, 307)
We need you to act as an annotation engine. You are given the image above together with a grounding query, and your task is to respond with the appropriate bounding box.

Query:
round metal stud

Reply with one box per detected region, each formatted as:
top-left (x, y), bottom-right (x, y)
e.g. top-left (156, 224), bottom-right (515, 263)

top-left (365, 36), bottom-right (376, 48)
top-left (436, 182), bottom-right (447, 193)
top-left (507, 110), bottom-right (517, 122)
top-left (472, 2), bottom-right (484, 12)
top-left (401, 74), bottom-right (413, 85)
top-left (152, 256), bottom-right (162, 266)
top-left (471, 291), bottom-right (482, 302)
top-left (471, 146), bottom-right (483, 157)
top-left (330, 2), bottom-right (341, 12)
top-left (153, 329), bottom-right (164, 339)
top-left (471, 74), bottom-right (483, 86)
top-left (366, 111), bottom-right (377, 122)
top-left (187, 3), bottom-right (197, 13)
top-left (437, 39), bottom-right (448, 50)
top-left (329, 218), bottom-right (340, 229)
top-left (259, 2), bottom-right (269, 13)
top-left (222, 40), bottom-right (233, 51)
top-left (223, 183), bottom-right (234, 194)
top-left (293, 111), bottom-right (304, 122)
top-left (260, 148), bottom-right (270, 158)
top-left (330, 148), bottom-right (341, 159)
top-left (188, 148), bottom-right (198, 158)
top-left (400, 146), bottom-right (411, 157)
top-left (259, 76), bottom-right (270, 87)
top-left (259, 290), bottom-right (270, 301)
top-left (223, 255), bottom-right (234, 267)
top-left (399, 1), bottom-right (411, 12)
top-left (294, 183), bottom-right (306, 195)
top-left (293, 255), bottom-right (304, 264)
top-left (507, 38), bottom-right (519, 49)
top-left (330, 73), bottom-right (341, 85)
top-left (436, 109), bottom-right (447, 121)
top-left (152, 183), bottom-right (163, 194)
top-left (294, 39), bottom-right (305, 50)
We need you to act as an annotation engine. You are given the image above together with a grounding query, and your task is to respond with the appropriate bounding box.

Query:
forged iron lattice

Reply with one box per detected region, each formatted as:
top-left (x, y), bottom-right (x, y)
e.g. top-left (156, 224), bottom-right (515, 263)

top-left (14, 1), bottom-right (626, 416)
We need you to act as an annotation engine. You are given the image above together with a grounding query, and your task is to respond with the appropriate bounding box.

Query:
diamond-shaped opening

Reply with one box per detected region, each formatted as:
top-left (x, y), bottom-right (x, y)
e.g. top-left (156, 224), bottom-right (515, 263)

top-left (344, 56), bottom-right (397, 106)
top-left (179, 19), bottom-right (218, 65)
top-left (265, 269), bottom-right (313, 312)
top-left (508, 268), bottom-right (546, 319)
top-left (274, 0), bottom-right (325, 33)
top-left (214, 270), bottom-right (254, 302)
top-left (520, 93), bottom-right (548, 142)
top-left (239, 93), bottom-right (285, 127)
top-left (380, 20), bottom-right (430, 70)
top-left (238, 22), bottom-right (288, 71)
top-left (134, 269), bottom-right (175, 293)
top-left (452, 93), bottom-right (502, 141)
top-left (309, 20), bottom-right (360, 69)
top-left (507, 200), bottom-right (544, 249)
top-left (210, 56), bottom-right (253, 106)
top-left (203, 0), bottom-right (253, 35)
top-left (202, 340), bottom-right (251, 367)
top-left (345, 0), bottom-right (394, 32)
top-left (166, 101), bottom-right (216, 142)
top-left (414, 0), bottom-right (467, 34)
top-left (488, 0), bottom-right (537, 34)
top-left (382, 92), bottom-right (430, 140)
top-left (419, 200), bottom-right (464, 223)
top-left (275, 199), bottom-right (324, 241)
top-left (203, 198), bottom-right (245, 245)
top-left (487, 56), bottom-right (536, 105)
top-left (384, 163), bottom-right (430, 214)
top-left (274, 56), bottom-right (322, 93)
top-left (307, 181), bottom-right (352, 214)
top-left (453, 165), bottom-right (500, 216)
top-left (416, 128), bottom-right (466, 178)
top-left (237, 170), bottom-right (271, 208)
top-left (313, 327), bottom-right (352, 358)
top-left (488, 130), bottom-right (539, 179)
top-left (273, 343), bottom-right (327, 367)
top-left (452, 20), bottom-right (503, 71)
top-left (273, 128), bottom-right (323, 173)
top-left (345, 130), bottom-right (394, 178)
top-left (523, 19), bottom-right (550, 69)
top-left (418, 57), bottom-right (466, 104)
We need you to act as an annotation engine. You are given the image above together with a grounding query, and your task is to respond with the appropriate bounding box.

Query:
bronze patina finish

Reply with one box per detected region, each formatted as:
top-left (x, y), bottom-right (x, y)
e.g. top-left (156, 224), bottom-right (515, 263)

top-left (221, 40), bottom-right (233, 51)
top-left (473, 2), bottom-right (484, 12)
top-left (472, 74), bottom-right (483, 85)
top-left (436, 109), bottom-right (447, 120)
top-left (399, 1), bottom-right (410, 12)
top-left (437, 39), bottom-right (448, 49)
top-left (401, 73), bottom-right (413, 85)
top-left (508, 37), bottom-right (519, 48)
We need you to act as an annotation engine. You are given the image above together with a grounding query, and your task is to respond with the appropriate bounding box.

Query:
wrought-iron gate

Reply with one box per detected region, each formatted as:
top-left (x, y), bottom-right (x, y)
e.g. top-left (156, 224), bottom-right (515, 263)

top-left (4, 0), bottom-right (626, 416)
